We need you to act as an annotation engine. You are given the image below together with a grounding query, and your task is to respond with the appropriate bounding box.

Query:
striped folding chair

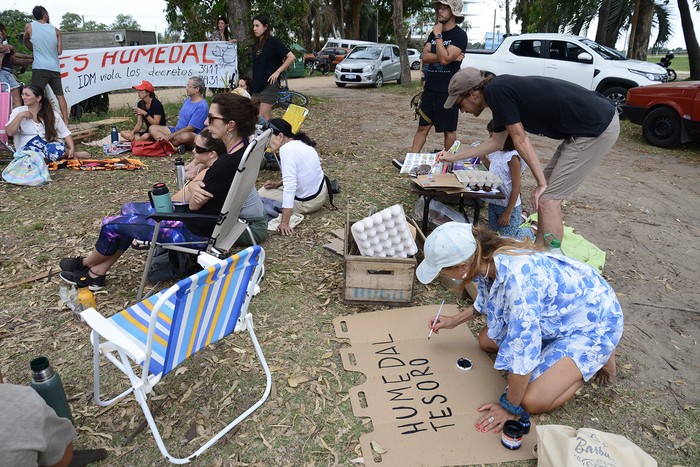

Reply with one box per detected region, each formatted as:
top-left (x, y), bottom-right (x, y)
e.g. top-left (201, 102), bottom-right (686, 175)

top-left (81, 246), bottom-right (270, 464)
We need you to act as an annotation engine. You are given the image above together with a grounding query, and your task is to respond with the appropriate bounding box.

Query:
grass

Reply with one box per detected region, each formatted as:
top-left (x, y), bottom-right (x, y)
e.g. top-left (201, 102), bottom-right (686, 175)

top-left (647, 53), bottom-right (690, 72)
top-left (1, 83), bottom-right (699, 465)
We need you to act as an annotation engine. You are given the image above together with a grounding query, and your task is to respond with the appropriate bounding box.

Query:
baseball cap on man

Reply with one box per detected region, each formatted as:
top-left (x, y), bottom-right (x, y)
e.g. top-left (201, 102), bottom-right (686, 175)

top-left (443, 67), bottom-right (485, 109)
top-left (433, 0), bottom-right (465, 24)
top-left (416, 222), bottom-right (477, 284)
top-left (133, 80), bottom-right (155, 93)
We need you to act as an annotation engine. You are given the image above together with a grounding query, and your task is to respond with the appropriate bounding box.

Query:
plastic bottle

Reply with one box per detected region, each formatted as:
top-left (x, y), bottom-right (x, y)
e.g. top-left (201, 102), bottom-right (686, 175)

top-left (519, 412), bottom-right (531, 435)
top-left (174, 157), bottom-right (186, 190)
top-left (110, 126), bottom-right (119, 143)
top-left (76, 276), bottom-right (97, 311)
top-left (148, 182), bottom-right (173, 213)
top-left (30, 356), bottom-right (73, 422)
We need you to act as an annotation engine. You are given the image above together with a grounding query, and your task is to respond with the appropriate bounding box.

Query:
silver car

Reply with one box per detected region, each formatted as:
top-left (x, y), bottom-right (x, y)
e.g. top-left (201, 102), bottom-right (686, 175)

top-left (334, 44), bottom-right (401, 88)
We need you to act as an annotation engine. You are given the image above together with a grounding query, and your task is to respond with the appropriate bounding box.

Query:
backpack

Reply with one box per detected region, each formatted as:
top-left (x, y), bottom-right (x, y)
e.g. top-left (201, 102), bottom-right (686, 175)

top-left (147, 246), bottom-right (199, 282)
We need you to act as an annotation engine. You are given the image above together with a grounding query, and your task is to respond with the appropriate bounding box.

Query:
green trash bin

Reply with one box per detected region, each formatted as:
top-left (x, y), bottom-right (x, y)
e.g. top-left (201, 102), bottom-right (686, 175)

top-left (287, 57), bottom-right (306, 78)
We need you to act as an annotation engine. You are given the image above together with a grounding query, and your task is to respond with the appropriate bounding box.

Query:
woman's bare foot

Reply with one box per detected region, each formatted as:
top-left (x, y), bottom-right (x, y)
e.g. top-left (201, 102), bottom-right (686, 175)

top-left (594, 353), bottom-right (616, 385)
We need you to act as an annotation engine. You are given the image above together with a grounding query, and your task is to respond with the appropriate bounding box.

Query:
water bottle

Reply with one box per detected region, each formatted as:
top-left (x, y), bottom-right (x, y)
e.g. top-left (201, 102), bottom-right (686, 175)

top-left (174, 157), bottom-right (186, 190)
top-left (148, 182), bottom-right (173, 213)
top-left (76, 276), bottom-right (97, 311)
top-left (30, 356), bottom-right (73, 422)
top-left (110, 126), bottom-right (119, 143)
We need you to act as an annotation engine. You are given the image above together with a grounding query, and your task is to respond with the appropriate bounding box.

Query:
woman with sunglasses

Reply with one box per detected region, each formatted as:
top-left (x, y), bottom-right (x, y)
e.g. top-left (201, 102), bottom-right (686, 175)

top-left (259, 118), bottom-right (329, 236)
top-left (6, 84), bottom-right (88, 160)
top-left (58, 93), bottom-right (261, 290)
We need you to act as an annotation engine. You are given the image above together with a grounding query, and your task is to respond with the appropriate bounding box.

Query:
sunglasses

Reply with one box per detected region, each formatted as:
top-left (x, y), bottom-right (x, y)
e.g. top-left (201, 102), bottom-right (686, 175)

top-left (207, 113), bottom-right (226, 122)
top-left (194, 144), bottom-right (211, 153)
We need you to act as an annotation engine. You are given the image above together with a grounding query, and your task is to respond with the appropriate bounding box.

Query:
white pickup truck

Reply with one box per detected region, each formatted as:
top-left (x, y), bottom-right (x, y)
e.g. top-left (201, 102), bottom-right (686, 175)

top-left (463, 33), bottom-right (668, 108)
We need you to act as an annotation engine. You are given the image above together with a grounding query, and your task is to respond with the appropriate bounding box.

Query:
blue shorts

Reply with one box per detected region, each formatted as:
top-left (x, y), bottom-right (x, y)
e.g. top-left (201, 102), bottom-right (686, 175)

top-left (0, 67), bottom-right (20, 90)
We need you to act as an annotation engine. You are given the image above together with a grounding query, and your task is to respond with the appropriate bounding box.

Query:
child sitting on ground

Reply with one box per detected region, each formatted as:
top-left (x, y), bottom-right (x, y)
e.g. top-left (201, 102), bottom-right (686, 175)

top-left (481, 120), bottom-right (534, 240)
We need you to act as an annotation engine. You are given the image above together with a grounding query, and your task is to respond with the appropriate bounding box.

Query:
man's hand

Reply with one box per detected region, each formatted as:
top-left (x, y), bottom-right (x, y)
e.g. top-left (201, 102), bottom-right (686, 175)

top-left (277, 222), bottom-right (293, 236)
top-left (432, 23), bottom-right (444, 37)
top-left (531, 184), bottom-right (547, 211)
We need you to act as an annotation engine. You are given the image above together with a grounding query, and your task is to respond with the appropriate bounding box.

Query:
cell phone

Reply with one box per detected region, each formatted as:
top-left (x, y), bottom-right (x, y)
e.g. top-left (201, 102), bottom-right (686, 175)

top-left (456, 357), bottom-right (472, 371)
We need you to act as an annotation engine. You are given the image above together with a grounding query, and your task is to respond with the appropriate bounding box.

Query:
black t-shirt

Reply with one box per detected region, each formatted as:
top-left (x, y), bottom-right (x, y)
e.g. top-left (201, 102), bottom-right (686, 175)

top-left (251, 36), bottom-right (290, 94)
top-left (484, 75), bottom-right (616, 139)
top-left (137, 97), bottom-right (166, 131)
top-left (184, 143), bottom-right (248, 237)
top-left (424, 25), bottom-right (467, 92)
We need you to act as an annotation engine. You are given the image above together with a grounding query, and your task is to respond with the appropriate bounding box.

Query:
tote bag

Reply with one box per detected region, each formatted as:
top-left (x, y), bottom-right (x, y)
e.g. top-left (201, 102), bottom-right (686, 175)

top-left (2, 148), bottom-right (51, 186)
top-left (131, 139), bottom-right (176, 157)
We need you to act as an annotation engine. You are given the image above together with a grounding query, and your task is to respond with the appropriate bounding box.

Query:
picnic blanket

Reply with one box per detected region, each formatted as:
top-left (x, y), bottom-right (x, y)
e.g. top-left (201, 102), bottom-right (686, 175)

top-left (48, 158), bottom-right (145, 171)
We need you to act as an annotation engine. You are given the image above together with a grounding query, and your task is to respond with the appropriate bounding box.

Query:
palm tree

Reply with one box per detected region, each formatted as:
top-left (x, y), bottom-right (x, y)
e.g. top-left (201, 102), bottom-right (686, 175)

top-left (677, 0), bottom-right (699, 79)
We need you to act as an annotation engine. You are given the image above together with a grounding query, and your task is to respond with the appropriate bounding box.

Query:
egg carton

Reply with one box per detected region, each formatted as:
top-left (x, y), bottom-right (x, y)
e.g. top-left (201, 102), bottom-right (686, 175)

top-left (350, 205), bottom-right (418, 258)
top-left (453, 169), bottom-right (502, 191)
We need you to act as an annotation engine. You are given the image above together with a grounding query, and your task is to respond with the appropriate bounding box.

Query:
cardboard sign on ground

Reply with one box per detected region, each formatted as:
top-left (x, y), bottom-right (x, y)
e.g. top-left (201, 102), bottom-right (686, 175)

top-left (333, 305), bottom-right (536, 466)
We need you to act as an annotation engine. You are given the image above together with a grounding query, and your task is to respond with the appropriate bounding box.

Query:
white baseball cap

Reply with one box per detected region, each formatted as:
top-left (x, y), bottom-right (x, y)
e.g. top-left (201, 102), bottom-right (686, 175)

top-left (416, 222), bottom-right (476, 284)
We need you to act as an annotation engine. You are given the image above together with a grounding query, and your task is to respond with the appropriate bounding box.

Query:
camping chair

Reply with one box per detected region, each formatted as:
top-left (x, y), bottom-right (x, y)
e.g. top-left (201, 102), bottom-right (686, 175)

top-left (136, 129), bottom-right (272, 300)
top-left (265, 104), bottom-right (309, 169)
top-left (80, 246), bottom-right (271, 464)
top-left (0, 82), bottom-right (13, 151)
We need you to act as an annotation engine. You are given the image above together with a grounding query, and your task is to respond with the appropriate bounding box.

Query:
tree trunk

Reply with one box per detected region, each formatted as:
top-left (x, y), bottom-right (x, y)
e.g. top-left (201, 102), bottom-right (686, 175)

top-left (677, 0), bottom-right (700, 79)
top-left (627, 0), bottom-right (654, 60)
top-left (595, 0), bottom-right (612, 44)
top-left (227, 0), bottom-right (251, 75)
top-left (392, 0), bottom-right (411, 87)
top-left (505, 0), bottom-right (511, 34)
top-left (350, 0), bottom-right (364, 39)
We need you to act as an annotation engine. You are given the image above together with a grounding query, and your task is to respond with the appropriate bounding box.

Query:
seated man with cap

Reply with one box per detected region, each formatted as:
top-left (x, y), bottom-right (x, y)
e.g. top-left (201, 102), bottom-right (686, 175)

top-left (119, 80), bottom-right (167, 142)
top-left (419, 222), bottom-right (623, 432)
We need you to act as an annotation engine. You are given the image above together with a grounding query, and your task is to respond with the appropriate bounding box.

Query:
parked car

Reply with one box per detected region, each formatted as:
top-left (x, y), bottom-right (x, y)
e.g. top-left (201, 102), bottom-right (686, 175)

top-left (622, 81), bottom-right (700, 148)
top-left (407, 48), bottom-right (421, 70)
top-left (303, 47), bottom-right (351, 70)
top-left (462, 33), bottom-right (668, 110)
top-left (334, 44), bottom-right (402, 88)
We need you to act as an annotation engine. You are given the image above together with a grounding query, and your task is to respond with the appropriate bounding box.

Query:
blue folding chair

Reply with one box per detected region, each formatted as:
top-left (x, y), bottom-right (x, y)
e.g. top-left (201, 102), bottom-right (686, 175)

top-left (81, 246), bottom-right (270, 464)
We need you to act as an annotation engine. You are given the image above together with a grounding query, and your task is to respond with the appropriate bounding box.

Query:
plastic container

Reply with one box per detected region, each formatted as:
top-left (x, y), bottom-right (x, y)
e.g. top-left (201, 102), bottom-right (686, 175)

top-left (110, 126), bottom-right (118, 143)
top-left (519, 412), bottom-right (531, 435)
top-left (501, 420), bottom-right (524, 450)
top-left (174, 157), bottom-right (186, 190)
top-left (148, 182), bottom-right (173, 213)
top-left (76, 276), bottom-right (97, 310)
top-left (30, 356), bottom-right (73, 422)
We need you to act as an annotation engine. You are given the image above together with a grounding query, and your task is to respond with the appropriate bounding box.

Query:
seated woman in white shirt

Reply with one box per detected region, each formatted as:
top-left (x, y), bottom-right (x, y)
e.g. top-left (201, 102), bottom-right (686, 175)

top-left (6, 85), bottom-right (88, 160)
top-left (258, 118), bottom-right (329, 235)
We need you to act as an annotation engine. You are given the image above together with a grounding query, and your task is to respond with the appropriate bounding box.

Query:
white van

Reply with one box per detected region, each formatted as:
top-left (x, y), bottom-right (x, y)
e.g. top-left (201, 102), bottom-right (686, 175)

top-left (322, 38), bottom-right (375, 50)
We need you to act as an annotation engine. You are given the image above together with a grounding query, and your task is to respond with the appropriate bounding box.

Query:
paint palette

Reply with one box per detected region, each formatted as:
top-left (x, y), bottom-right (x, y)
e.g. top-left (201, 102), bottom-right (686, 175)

top-left (350, 205), bottom-right (418, 258)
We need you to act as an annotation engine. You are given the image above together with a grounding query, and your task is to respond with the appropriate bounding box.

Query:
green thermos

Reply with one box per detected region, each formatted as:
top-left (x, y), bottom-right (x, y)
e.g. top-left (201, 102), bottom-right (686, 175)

top-left (30, 356), bottom-right (73, 422)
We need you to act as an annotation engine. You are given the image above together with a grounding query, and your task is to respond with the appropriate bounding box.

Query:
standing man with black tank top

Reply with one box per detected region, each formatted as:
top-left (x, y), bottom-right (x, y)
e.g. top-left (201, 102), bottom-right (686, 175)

top-left (410, 0), bottom-right (467, 154)
top-left (24, 5), bottom-right (69, 124)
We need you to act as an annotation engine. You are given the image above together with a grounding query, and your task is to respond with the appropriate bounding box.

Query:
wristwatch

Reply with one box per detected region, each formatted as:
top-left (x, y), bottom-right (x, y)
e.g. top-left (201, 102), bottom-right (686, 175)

top-left (435, 33), bottom-right (443, 39)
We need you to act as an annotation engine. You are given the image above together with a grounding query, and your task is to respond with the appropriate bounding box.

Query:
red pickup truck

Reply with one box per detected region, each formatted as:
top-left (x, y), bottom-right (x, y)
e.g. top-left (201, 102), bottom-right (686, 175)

top-left (622, 81), bottom-right (700, 148)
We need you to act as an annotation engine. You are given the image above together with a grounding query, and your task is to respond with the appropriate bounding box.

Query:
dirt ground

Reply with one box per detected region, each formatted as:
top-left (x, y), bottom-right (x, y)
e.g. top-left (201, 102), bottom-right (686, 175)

top-left (2, 72), bottom-right (699, 465)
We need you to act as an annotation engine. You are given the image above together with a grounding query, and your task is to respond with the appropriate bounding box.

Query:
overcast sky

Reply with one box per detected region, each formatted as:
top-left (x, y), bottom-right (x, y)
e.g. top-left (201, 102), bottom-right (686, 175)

top-left (7, 0), bottom-right (699, 50)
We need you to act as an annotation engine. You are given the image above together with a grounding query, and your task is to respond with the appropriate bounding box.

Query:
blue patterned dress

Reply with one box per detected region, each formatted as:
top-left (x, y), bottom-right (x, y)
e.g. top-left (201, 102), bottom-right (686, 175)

top-left (473, 251), bottom-right (623, 381)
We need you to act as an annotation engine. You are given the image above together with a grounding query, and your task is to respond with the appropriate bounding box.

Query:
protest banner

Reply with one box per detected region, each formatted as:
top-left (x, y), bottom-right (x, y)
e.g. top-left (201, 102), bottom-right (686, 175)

top-left (58, 41), bottom-right (237, 107)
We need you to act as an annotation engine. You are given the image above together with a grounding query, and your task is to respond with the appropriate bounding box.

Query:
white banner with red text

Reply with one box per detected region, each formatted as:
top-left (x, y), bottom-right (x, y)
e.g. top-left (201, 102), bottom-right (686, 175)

top-left (58, 41), bottom-right (237, 107)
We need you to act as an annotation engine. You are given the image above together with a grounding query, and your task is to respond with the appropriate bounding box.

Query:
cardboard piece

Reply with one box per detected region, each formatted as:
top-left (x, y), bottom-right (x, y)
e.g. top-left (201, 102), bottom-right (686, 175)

top-left (415, 173), bottom-right (465, 190)
top-left (334, 305), bottom-right (536, 466)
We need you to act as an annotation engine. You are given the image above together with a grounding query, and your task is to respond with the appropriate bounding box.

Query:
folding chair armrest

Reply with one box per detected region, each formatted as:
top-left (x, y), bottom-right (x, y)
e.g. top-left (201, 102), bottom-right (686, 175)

top-left (147, 212), bottom-right (220, 222)
top-left (80, 308), bottom-right (147, 363)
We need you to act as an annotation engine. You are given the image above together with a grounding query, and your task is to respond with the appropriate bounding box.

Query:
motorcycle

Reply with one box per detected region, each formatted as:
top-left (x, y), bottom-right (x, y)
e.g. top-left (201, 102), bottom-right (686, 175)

top-left (310, 52), bottom-right (335, 76)
top-left (657, 51), bottom-right (676, 82)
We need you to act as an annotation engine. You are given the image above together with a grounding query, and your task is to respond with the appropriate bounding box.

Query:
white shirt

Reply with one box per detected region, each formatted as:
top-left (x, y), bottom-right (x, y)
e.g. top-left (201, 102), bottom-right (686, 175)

top-left (7, 106), bottom-right (70, 150)
top-left (484, 149), bottom-right (527, 208)
top-left (279, 140), bottom-right (325, 209)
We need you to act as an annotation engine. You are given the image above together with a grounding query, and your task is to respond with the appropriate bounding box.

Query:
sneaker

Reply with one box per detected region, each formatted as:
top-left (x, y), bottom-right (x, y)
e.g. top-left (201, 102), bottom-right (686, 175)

top-left (59, 256), bottom-right (86, 272)
top-left (60, 270), bottom-right (106, 291)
